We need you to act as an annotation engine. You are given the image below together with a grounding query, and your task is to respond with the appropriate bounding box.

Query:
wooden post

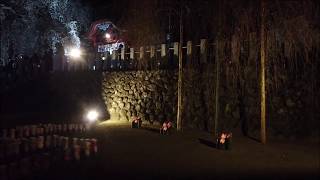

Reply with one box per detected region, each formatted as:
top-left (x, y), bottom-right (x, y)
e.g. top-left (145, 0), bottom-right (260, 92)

top-left (100, 52), bottom-right (105, 70)
top-left (187, 41), bottom-right (192, 65)
top-left (112, 50), bottom-right (117, 60)
top-left (120, 46), bottom-right (125, 69)
top-left (173, 42), bottom-right (179, 57)
top-left (130, 48), bottom-right (134, 60)
top-left (130, 48), bottom-right (134, 69)
top-left (260, 0), bottom-right (267, 144)
top-left (111, 50), bottom-right (117, 69)
top-left (200, 39), bottom-right (208, 64)
top-left (150, 46), bottom-right (155, 58)
top-left (161, 44), bottom-right (167, 67)
top-left (106, 51), bottom-right (111, 70)
top-left (173, 42), bottom-right (179, 68)
top-left (214, 39), bottom-right (220, 136)
top-left (140, 46), bottom-right (144, 59)
top-left (139, 46), bottom-right (144, 69)
top-left (121, 46), bottom-right (125, 60)
top-left (161, 44), bottom-right (166, 57)
top-left (150, 45), bottom-right (155, 69)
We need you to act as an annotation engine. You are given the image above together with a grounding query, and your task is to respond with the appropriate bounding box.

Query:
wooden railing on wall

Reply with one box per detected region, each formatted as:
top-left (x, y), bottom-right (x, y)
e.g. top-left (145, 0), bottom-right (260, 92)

top-left (91, 39), bottom-right (217, 71)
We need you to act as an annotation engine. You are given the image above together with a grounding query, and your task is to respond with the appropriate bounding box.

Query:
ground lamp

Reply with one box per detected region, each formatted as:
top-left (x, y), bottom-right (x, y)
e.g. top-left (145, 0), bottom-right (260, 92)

top-left (69, 48), bottom-right (82, 58)
top-left (86, 110), bottom-right (99, 123)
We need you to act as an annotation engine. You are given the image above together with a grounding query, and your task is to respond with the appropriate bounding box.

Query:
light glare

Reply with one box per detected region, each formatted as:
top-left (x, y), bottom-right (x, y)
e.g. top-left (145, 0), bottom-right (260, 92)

top-left (70, 48), bottom-right (82, 58)
top-left (105, 33), bottom-right (111, 39)
top-left (87, 110), bottom-right (99, 122)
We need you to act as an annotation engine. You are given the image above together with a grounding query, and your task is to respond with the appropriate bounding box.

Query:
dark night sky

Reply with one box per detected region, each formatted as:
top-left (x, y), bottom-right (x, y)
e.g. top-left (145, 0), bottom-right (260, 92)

top-left (81, 0), bottom-right (128, 22)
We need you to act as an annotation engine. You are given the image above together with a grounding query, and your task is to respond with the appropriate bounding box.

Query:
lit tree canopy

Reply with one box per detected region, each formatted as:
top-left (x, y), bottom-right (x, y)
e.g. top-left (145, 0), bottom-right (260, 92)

top-left (0, 0), bottom-right (92, 66)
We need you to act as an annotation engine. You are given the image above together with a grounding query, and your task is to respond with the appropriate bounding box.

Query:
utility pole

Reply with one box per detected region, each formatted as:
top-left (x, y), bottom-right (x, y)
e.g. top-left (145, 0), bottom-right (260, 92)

top-left (260, 0), bottom-right (267, 144)
top-left (177, 1), bottom-right (183, 131)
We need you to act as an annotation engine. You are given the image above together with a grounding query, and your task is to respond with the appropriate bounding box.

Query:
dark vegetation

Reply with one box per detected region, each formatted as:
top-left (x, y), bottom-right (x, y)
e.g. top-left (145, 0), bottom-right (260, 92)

top-left (0, 72), bottom-right (107, 128)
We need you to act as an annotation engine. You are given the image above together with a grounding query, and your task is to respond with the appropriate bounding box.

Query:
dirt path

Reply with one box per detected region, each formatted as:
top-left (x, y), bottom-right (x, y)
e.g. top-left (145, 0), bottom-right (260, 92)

top-left (46, 123), bottom-right (319, 180)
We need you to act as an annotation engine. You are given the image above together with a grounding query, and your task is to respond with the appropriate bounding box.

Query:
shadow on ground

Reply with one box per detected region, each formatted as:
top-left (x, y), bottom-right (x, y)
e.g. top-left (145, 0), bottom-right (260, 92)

top-left (140, 126), bottom-right (161, 134)
top-left (198, 138), bottom-right (217, 149)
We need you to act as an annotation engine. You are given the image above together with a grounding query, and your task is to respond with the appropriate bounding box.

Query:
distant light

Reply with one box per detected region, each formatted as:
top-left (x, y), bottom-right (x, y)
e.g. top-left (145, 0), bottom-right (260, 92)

top-left (102, 56), bottom-right (106, 60)
top-left (105, 33), bottom-right (111, 39)
top-left (87, 110), bottom-right (99, 122)
top-left (69, 48), bottom-right (82, 58)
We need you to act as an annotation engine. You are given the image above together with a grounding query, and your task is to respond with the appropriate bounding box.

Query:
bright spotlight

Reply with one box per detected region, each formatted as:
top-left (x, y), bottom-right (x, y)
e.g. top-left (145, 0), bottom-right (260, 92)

top-left (87, 110), bottom-right (99, 122)
top-left (105, 33), bottom-right (111, 39)
top-left (69, 48), bottom-right (82, 58)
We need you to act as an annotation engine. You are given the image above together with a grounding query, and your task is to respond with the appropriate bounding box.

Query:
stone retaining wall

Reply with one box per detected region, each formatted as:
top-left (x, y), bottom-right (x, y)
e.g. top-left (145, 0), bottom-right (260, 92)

top-left (101, 66), bottom-right (319, 139)
top-left (102, 71), bottom-right (177, 125)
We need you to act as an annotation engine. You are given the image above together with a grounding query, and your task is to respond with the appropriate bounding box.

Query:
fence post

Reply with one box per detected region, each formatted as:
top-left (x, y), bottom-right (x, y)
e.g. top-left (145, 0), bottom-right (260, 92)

top-left (140, 46), bottom-right (145, 69)
top-left (174, 42), bottom-right (179, 68)
top-left (150, 45), bottom-right (155, 69)
top-left (111, 50), bottom-right (118, 70)
top-left (200, 39), bottom-right (208, 64)
top-left (130, 48), bottom-right (135, 69)
top-left (106, 51), bottom-right (111, 71)
top-left (187, 41), bottom-right (192, 66)
top-left (112, 50), bottom-right (117, 60)
top-left (121, 46), bottom-right (125, 70)
top-left (121, 46), bottom-right (125, 60)
top-left (140, 47), bottom-right (144, 59)
top-left (161, 44), bottom-right (167, 68)
top-left (100, 52), bottom-right (106, 70)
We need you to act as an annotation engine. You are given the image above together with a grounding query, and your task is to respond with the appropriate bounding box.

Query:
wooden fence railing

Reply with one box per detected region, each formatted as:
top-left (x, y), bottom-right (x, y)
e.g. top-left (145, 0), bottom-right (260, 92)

top-left (90, 39), bottom-right (217, 71)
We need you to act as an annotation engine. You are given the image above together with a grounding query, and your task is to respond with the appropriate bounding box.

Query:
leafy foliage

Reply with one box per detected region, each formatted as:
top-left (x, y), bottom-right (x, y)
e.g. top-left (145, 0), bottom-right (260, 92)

top-left (0, 0), bottom-right (92, 66)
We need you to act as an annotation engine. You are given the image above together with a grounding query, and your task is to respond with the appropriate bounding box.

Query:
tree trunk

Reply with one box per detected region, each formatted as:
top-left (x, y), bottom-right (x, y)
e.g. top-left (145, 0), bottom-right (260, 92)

top-left (176, 2), bottom-right (183, 131)
top-left (260, 0), bottom-right (267, 144)
top-left (214, 39), bottom-right (220, 136)
top-left (237, 73), bottom-right (248, 136)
